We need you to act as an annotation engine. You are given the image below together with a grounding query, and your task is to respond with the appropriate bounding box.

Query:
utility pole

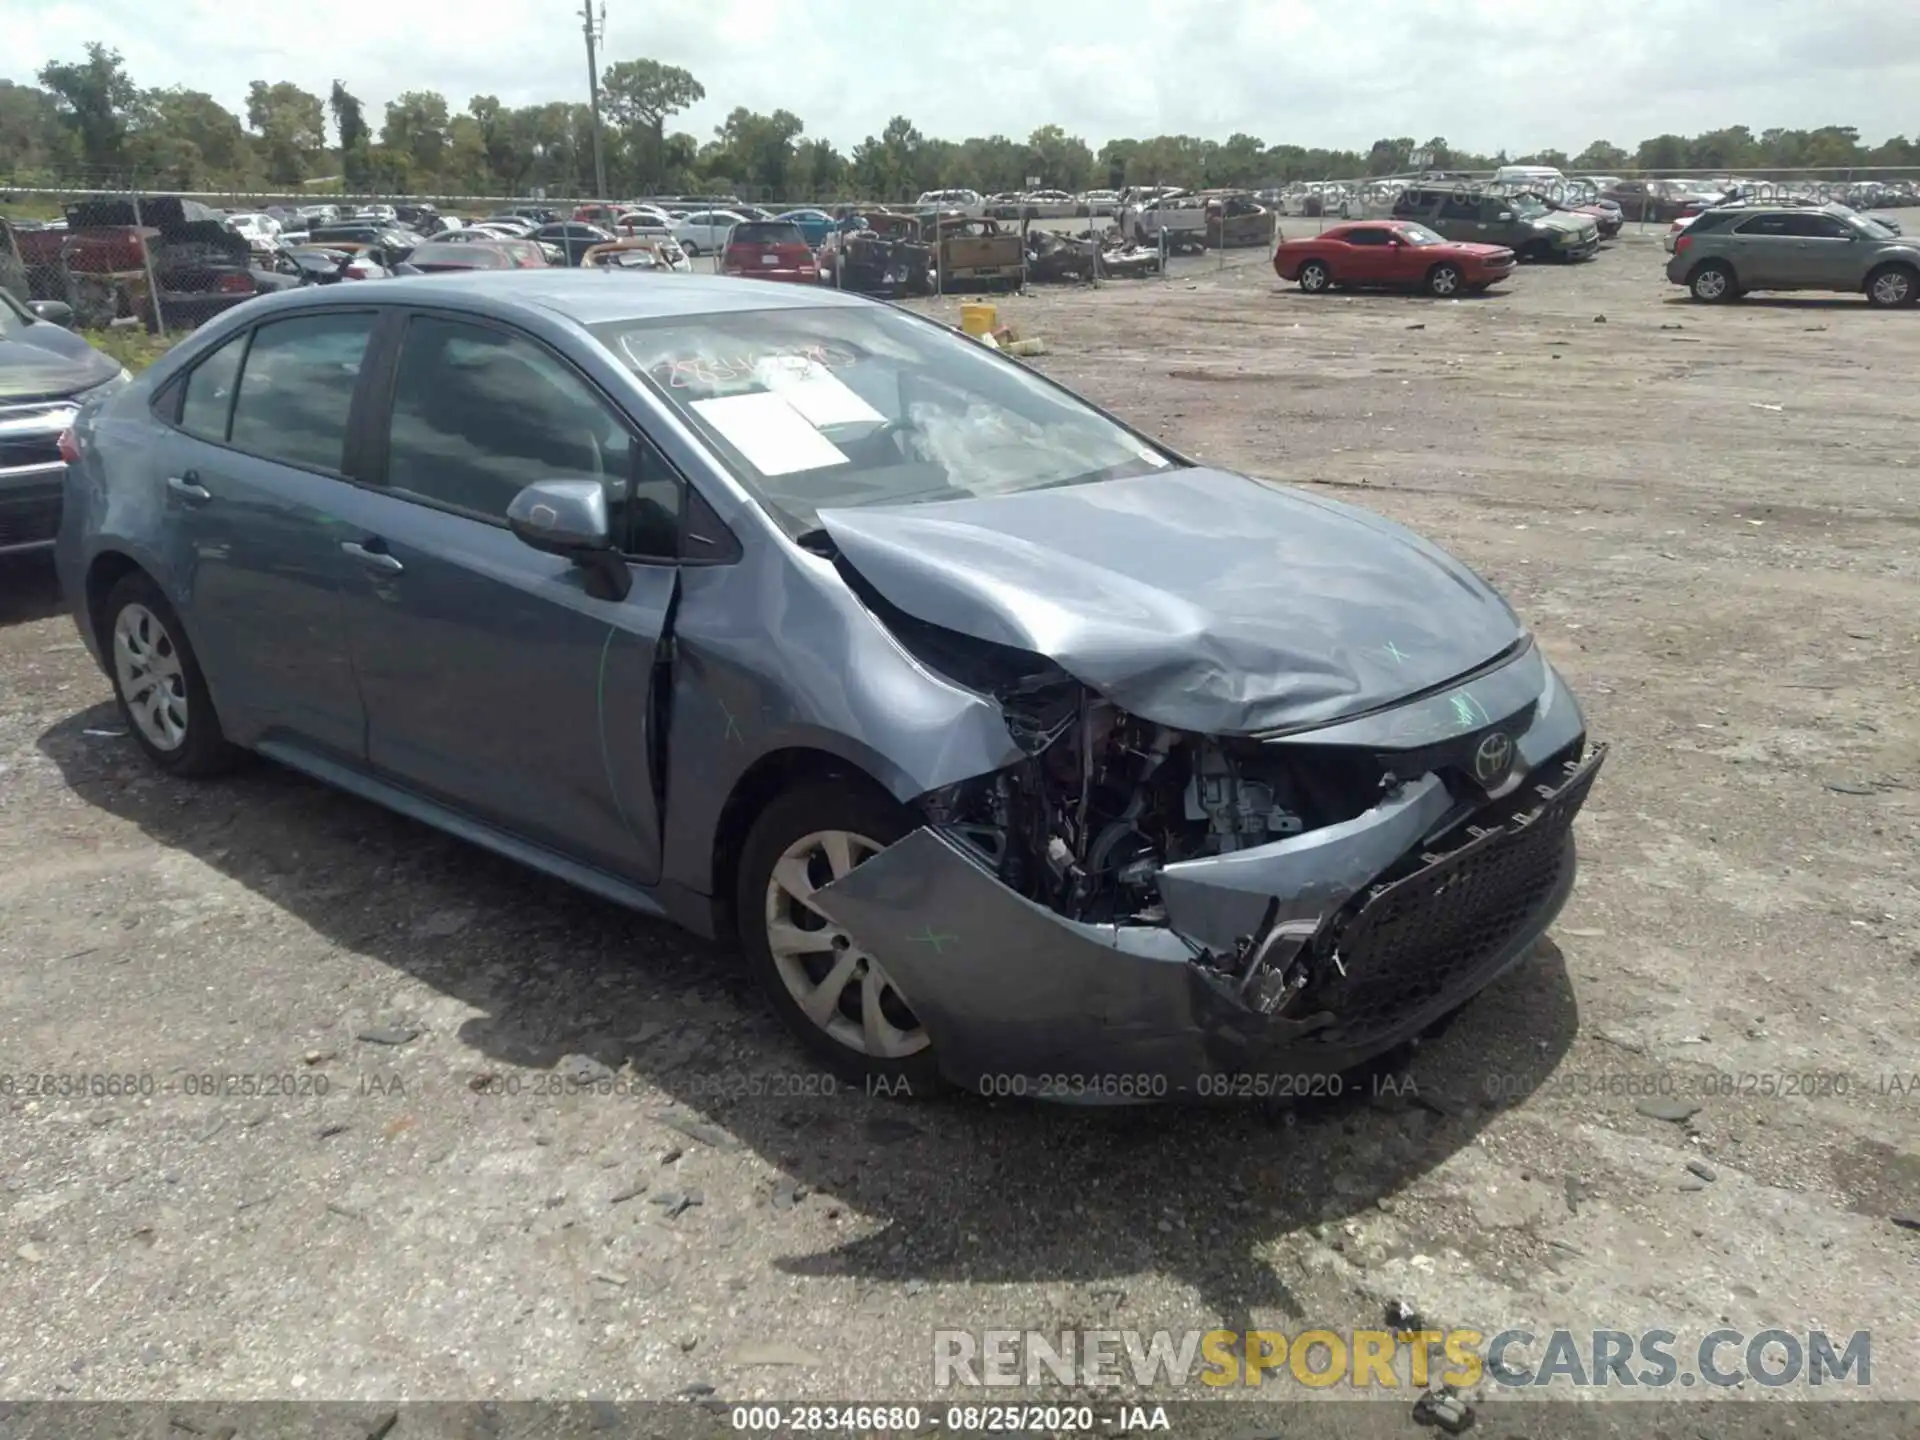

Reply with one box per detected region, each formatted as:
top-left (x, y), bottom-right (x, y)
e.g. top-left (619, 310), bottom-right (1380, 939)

top-left (579, 0), bottom-right (608, 200)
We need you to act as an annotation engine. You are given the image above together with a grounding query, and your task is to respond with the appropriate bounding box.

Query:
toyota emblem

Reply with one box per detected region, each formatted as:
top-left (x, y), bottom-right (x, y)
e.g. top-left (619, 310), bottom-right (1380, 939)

top-left (1473, 730), bottom-right (1514, 787)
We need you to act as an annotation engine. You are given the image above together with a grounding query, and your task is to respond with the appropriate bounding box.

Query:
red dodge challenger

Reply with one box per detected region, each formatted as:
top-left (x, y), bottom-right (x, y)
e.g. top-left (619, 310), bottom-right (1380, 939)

top-left (1274, 220), bottom-right (1515, 297)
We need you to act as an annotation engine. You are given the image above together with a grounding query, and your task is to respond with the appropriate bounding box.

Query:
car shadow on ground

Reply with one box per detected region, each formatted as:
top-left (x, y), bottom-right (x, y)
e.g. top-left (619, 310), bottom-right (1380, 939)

top-left (1658, 294), bottom-right (1874, 309)
top-left (0, 554), bottom-right (65, 628)
top-left (40, 703), bottom-right (1579, 1330)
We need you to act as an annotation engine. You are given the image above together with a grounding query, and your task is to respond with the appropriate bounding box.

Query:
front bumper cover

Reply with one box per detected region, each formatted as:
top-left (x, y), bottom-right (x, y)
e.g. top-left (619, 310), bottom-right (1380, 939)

top-left (810, 663), bottom-right (1606, 1101)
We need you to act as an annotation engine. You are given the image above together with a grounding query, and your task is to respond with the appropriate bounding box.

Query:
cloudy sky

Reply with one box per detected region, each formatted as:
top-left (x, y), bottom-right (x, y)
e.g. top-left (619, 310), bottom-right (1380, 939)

top-left (6, 0), bottom-right (1916, 153)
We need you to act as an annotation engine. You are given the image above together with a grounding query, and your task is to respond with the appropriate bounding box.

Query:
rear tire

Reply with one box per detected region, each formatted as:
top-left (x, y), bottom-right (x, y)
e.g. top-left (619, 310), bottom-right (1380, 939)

top-left (100, 572), bottom-right (237, 777)
top-left (1298, 260), bottom-right (1331, 294)
top-left (1866, 263), bottom-right (1917, 307)
top-left (1689, 260), bottom-right (1736, 302)
top-left (736, 780), bottom-right (945, 1095)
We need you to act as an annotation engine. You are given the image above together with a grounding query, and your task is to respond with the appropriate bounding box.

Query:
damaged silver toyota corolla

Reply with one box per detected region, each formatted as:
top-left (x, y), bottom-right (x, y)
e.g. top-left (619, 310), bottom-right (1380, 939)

top-left (60, 275), bottom-right (1600, 1102)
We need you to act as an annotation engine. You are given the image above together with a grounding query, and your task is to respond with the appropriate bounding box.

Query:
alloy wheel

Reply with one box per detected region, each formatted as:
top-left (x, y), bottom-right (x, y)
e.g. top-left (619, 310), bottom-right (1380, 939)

top-left (1870, 269), bottom-right (1912, 306)
top-left (1300, 262), bottom-right (1330, 293)
top-left (763, 829), bottom-right (930, 1059)
top-left (1429, 264), bottom-right (1462, 296)
top-left (1692, 266), bottom-right (1729, 301)
top-left (112, 603), bottom-right (189, 751)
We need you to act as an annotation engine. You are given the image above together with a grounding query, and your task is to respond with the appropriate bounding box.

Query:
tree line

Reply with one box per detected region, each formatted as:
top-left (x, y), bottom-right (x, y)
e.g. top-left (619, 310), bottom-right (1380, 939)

top-left (5, 44), bottom-right (1917, 202)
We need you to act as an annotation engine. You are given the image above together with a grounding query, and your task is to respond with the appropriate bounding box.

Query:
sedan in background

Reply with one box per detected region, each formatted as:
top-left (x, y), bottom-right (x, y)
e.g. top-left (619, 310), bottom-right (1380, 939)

top-left (1275, 221), bottom-right (1515, 296)
top-left (775, 209), bottom-right (837, 248)
top-left (1, 289), bottom-right (128, 557)
top-left (672, 209), bottom-right (752, 256)
top-left (395, 241), bottom-right (542, 275)
top-left (531, 222), bottom-right (617, 267)
top-left (55, 272), bottom-right (1600, 1097)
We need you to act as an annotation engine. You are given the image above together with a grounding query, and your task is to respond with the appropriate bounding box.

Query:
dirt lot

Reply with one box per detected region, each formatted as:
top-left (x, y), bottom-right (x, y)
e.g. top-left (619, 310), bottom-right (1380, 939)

top-left (1, 234), bottom-right (1916, 1421)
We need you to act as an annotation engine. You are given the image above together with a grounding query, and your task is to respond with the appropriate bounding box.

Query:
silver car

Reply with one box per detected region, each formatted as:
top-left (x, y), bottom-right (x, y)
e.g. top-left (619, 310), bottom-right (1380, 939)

top-left (55, 273), bottom-right (1602, 1098)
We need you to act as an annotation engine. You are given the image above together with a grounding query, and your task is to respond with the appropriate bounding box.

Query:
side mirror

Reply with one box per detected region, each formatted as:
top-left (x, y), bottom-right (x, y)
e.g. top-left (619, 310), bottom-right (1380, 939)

top-left (508, 478), bottom-right (630, 600)
top-left (28, 299), bottom-right (75, 328)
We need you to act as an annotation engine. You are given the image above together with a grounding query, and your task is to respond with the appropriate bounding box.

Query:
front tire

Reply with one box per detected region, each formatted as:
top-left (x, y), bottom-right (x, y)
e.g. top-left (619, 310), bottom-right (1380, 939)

top-left (736, 781), bottom-right (943, 1093)
top-left (1866, 263), bottom-right (1917, 307)
top-left (101, 572), bottom-right (236, 776)
top-left (1426, 262), bottom-right (1464, 297)
top-left (1689, 261), bottom-right (1736, 302)
top-left (1298, 259), bottom-right (1331, 293)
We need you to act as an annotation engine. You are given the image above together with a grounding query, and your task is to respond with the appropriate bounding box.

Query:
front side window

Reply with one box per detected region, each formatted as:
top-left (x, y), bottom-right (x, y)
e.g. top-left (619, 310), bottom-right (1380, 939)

top-left (227, 311), bottom-right (376, 472)
top-left (1344, 228), bottom-right (1390, 247)
top-left (591, 304), bottom-right (1178, 535)
top-left (384, 315), bottom-right (633, 529)
top-left (1438, 193), bottom-right (1479, 220)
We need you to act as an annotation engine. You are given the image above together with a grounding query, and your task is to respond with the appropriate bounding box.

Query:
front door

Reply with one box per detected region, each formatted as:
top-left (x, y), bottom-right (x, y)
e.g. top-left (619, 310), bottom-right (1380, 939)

top-left (154, 308), bottom-right (378, 759)
top-left (333, 311), bottom-right (678, 883)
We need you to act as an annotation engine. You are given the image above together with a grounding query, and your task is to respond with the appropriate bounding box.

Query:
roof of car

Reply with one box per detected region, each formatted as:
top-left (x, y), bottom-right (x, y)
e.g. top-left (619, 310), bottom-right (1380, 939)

top-left (250, 269), bottom-right (872, 325)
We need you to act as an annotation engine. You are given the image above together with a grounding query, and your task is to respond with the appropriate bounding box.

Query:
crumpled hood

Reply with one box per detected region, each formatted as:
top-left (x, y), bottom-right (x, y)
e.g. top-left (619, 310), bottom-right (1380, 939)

top-left (0, 328), bottom-right (119, 403)
top-left (820, 467), bottom-right (1527, 735)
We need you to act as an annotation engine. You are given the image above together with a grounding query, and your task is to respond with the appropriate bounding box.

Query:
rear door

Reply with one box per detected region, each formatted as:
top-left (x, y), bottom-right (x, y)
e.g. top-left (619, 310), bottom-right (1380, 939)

top-left (329, 309), bottom-right (681, 882)
top-left (150, 309), bottom-right (378, 758)
top-left (1433, 190), bottom-right (1482, 242)
top-left (1729, 212), bottom-right (1795, 286)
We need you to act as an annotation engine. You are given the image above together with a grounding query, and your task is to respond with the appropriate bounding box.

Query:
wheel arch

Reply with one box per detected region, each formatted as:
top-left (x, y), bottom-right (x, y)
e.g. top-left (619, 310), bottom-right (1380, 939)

top-left (705, 742), bottom-right (914, 945)
top-left (84, 550), bottom-right (150, 655)
top-left (1688, 255), bottom-right (1737, 286)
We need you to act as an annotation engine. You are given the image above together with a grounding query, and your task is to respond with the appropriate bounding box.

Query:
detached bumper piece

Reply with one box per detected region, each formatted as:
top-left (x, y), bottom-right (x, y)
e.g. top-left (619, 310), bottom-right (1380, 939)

top-left (1302, 743), bottom-right (1605, 1053)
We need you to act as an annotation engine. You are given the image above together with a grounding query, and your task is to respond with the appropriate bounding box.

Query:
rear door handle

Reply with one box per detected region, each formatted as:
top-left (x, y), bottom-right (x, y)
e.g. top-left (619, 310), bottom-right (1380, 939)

top-left (165, 473), bottom-right (212, 503)
top-left (341, 540), bottom-right (403, 574)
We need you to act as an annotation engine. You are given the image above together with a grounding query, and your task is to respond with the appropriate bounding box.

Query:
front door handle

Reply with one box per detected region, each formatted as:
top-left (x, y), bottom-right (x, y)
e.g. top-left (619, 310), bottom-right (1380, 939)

top-left (341, 540), bottom-right (403, 574)
top-left (166, 473), bottom-right (212, 503)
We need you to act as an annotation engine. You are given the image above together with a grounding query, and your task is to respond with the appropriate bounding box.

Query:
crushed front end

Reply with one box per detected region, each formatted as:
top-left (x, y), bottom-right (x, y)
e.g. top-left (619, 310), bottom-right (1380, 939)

top-left (808, 633), bottom-right (1604, 1099)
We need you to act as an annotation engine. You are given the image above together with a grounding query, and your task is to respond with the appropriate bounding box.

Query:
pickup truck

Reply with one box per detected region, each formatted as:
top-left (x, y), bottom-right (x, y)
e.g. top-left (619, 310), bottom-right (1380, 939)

top-left (921, 216), bottom-right (1024, 290)
top-left (1118, 192), bottom-right (1210, 252)
top-left (6, 197), bottom-right (297, 329)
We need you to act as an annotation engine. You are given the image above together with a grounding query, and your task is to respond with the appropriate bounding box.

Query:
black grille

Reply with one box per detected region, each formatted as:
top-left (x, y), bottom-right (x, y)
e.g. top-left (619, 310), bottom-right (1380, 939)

top-left (0, 435), bottom-right (63, 471)
top-left (0, 493), bottom-right (63, 550)
top-left (1306, 745), bottom-right (1605, 1049)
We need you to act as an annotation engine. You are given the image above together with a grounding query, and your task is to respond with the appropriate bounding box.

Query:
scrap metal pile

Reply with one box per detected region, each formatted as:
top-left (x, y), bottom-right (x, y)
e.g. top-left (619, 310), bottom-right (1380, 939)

top-left (1022, 224), bottom-right (1165, 283)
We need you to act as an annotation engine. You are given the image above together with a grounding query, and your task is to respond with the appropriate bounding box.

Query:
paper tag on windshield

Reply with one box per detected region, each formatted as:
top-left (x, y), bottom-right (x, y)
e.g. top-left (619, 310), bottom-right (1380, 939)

top-left (691, 392), bottom-right (849, 476)
top-left (754, 356), bottom-right (885, 427)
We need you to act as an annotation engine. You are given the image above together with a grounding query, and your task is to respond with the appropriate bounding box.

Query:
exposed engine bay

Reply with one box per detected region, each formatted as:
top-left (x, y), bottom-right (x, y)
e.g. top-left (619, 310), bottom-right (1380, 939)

top-left (915, 649), bottom-right (1398, 909)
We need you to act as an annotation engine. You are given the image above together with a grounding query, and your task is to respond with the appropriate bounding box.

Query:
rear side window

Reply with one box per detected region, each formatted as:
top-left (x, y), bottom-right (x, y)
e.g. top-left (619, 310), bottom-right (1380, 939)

top-left (177, 332), bottom-right (247, 441)
top-left (1344, 228), bottom-right (1391, 246)
top-left (383, 315), bottom-right (632, 525)
top-left (730, 223), bottom-right (807, 246)
top-left (227, 312), bottom-right (376, 473)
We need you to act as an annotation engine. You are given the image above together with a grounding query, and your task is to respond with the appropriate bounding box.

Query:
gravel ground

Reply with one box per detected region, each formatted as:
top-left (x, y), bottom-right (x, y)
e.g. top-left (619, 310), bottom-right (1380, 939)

top-left (1, 233), bottom-right (1916, 1422)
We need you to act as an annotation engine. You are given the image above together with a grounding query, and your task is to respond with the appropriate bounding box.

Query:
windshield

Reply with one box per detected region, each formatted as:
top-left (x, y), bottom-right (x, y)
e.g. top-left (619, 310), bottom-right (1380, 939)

top-left (1398, 222), bottom-right (1446, 245)
top-left (590, 305), bottom-right (1179, 532)
top-left (1509, 194), bottom-right (1550, 219)
top-left (0, 289), bottom-right (29, 337)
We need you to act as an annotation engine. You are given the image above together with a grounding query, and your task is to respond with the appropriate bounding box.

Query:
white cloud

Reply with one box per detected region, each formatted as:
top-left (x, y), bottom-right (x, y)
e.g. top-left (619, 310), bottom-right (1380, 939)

top-left (4, 0), bottom-right (1916, 153)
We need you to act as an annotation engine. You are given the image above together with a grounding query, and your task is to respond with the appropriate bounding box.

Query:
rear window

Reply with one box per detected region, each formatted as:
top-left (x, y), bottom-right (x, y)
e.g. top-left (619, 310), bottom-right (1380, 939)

top-left (729, 223), bottom-right (808, 247)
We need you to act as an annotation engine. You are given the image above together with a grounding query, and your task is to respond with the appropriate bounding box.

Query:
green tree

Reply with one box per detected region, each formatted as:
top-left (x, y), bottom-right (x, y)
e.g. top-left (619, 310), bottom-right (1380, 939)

top-left (245, 80), bottom-right (326, 184)
top-left (1570, 139), bottom-right (1630, 172)
top-left (712, 106), bottom-right (805, 198)
top-left (1025, 124), bottom-right (1094, 190)
top-left (851, 115), bottom-right (924, 200)
top-left (0, 80), bottom-right (76, 175)
top-left (130, 88), bottom-right (253, 187)
top-left (331, 81), bottom-right (371, 191)
top-left (37, 43), bottom-right (142, 173)
top-left (381, 90), bottom-right (451, 181)
top-left (600, 59), bottom-right (704, 193)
